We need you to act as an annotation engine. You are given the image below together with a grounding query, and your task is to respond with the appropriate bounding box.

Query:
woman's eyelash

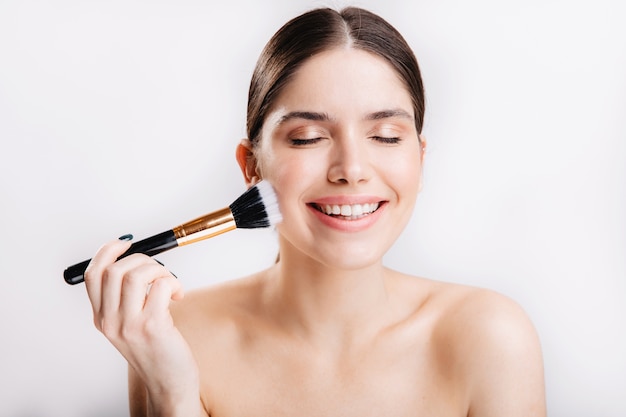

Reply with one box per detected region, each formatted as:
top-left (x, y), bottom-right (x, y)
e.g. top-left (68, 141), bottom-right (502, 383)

top-left (289, 136), bottom-right (401, 146)
top-left (371, 136), bottom-right (401, 144)
top-left (290, 138), bottom-right (322, 146)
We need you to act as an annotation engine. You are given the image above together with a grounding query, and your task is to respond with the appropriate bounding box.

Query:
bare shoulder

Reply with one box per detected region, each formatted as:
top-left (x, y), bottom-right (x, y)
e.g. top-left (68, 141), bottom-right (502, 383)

top-left (389, 270), bottom-right (545, 415)
top-left (388, 270), bottom-right (542, 358)
top-left (425, 278), bottom-right (546, 416)
top-left (434, 282), bottom-right (540, 345)
top-left (392, 271), bottom-right (536, 332)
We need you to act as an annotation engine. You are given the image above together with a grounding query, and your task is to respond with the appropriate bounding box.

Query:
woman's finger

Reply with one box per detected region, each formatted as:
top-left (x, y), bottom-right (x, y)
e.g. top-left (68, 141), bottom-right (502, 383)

top-left (83, 236), bottom-right (133, 315)
top-left (143, 275), bottom-right (183, 317)
top-left (99, 253), bottom-right (156, 321)
top-left (118, 260), bottom-right (174, 318)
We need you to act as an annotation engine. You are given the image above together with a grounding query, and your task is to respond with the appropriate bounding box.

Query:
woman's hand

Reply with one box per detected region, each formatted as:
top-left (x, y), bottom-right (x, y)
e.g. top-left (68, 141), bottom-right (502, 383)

top-left (84, 237), bottom-right (205, 416)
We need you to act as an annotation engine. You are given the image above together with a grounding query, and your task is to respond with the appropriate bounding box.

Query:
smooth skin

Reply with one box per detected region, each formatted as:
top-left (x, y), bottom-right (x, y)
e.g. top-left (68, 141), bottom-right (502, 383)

top-left (85, 47), bottom-right (546, 416)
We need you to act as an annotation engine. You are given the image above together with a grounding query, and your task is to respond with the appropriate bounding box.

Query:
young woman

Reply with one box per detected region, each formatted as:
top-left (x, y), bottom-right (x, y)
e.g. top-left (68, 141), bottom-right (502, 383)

top-left (83, 7), bottom-right (546, 416)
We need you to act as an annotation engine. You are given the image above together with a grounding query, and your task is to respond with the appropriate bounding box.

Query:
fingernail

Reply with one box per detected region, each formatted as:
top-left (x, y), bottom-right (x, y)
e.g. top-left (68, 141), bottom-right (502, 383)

top-left (118, 234), bottom-right (134, 241)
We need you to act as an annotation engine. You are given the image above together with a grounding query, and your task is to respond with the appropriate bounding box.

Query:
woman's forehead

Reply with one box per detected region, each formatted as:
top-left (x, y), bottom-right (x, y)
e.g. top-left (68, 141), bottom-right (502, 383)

top-left (267, 48), bottom-right (414, 119)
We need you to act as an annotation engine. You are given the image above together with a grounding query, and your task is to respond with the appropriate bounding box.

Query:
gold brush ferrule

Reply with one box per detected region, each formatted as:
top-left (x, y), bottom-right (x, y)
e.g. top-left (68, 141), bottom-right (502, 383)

top-left (172, 207), bottom-right (236, 246)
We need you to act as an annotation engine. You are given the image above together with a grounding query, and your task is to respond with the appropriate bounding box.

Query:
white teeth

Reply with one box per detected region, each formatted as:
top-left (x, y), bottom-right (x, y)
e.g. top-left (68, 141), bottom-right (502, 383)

top-left (317, 202), bottom-right (380, 218)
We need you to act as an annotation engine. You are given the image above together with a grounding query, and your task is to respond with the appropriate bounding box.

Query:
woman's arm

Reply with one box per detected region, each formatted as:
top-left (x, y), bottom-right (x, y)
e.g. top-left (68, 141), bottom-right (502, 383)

top-left (128, 364), bottom-right (208, 417)
top-left (128, 364), bottom-right (148, 416)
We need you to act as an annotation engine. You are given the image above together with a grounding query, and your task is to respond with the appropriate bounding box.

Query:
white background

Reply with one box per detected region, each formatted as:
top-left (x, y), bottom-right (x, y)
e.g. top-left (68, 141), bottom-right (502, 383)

top-left (1, 0), bottom-right (624, 415)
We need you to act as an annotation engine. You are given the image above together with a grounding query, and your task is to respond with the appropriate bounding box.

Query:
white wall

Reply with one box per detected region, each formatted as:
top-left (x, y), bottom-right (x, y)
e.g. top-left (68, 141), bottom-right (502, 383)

top-left (1, 0), bottom-right (624, 415)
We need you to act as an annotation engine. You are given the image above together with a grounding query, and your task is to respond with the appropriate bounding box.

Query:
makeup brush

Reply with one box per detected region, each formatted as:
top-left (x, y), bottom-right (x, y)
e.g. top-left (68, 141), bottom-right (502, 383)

top-left (63, 181), bottom-right (281, 285)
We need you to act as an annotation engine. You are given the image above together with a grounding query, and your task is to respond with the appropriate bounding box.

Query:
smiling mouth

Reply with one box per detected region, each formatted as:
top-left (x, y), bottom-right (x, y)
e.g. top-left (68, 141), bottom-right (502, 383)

top-left (309, 202), bottom-right (382, 220)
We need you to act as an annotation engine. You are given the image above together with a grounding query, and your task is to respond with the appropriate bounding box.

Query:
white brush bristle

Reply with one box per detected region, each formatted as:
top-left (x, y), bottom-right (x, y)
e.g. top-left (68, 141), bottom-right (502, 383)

top-left (255, 181), bottom-right (282, 227)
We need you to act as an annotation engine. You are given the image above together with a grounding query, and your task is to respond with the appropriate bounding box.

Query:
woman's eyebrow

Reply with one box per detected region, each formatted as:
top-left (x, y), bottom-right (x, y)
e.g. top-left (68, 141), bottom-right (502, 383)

top-left (274, 109), bottom-right (412, 125)
top-left (277, 111), bottom-right (331, 125)
top-left (366, 109), bottom-right (414, 121)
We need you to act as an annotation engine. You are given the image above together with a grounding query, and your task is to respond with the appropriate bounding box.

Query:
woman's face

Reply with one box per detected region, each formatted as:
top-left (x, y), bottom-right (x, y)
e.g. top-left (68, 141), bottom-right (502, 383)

top-left (244, 47), bottom-right (425, 270)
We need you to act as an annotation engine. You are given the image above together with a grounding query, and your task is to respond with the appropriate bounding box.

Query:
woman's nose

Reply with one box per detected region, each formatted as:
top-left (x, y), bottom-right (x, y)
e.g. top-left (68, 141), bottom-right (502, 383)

top-left (327, 136), bottom-right (372, 185)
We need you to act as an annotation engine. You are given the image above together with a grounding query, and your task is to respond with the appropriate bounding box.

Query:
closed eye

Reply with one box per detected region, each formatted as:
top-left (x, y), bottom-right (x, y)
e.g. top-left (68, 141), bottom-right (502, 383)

top-left (290, 138), bottom-right (322, 146)
top-left (371, 136), bottom-right (401, 144)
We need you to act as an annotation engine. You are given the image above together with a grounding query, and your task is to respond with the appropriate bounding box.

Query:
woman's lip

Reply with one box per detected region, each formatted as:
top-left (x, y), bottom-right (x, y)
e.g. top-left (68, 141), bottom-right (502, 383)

top-left (307, 195), bottom-right (387, 205)
top-left (306, 201), bottom-right (387, 232)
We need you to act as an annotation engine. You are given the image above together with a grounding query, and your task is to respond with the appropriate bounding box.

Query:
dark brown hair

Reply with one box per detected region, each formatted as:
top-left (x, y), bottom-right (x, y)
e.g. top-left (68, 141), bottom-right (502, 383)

top-left (246, 7), bottom-right (425, 145)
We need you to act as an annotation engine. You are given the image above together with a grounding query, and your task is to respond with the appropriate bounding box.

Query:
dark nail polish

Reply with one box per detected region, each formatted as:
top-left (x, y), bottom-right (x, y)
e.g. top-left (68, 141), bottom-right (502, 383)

top-left (154, 259), bottom-right (178, 279)
top-left (118, 234), bottom-right (134, 241)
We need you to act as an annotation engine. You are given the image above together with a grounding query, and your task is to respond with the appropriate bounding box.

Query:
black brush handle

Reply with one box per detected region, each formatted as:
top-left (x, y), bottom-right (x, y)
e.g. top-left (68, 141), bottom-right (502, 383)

top-left (63, 230), bottom-right (178, 285)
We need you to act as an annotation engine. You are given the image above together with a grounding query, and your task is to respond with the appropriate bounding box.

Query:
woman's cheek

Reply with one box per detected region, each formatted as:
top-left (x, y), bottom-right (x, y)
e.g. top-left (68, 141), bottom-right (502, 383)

top-left (267, 152), bottom-right (323, 185)
top-left (382, 153), bottom-right (422, 193)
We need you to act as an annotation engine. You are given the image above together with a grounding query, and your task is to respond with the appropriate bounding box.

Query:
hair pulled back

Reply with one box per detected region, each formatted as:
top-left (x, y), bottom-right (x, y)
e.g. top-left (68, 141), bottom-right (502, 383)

top-left (246, 7), bottom-right (425, 145)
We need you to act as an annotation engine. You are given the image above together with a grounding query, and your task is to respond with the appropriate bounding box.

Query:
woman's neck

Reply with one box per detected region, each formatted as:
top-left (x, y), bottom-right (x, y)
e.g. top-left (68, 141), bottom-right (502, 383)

top-left (265, 245), bottom-right (397, 351)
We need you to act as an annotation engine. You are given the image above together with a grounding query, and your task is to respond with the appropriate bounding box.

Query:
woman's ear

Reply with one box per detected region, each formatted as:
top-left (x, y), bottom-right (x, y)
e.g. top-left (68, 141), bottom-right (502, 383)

top-left (236, 139), bottom-right (261, 187)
